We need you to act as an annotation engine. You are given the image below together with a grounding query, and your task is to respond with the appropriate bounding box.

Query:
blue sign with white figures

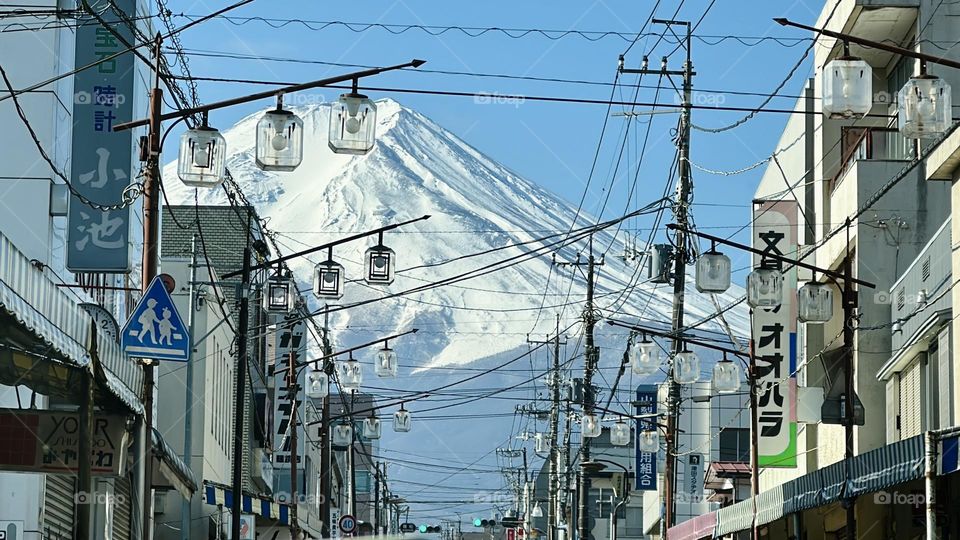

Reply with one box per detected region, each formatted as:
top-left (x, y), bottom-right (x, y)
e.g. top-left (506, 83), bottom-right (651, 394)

top-left (635, 385), bottom-right (658, 491)
top-left (121, 276), bottom-right (190, 362)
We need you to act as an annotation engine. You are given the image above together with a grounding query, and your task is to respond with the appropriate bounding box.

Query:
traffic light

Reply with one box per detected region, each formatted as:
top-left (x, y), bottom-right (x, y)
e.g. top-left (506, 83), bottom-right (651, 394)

top-left (474, 519), bottom-right (497, 528)
top-left (419, 525), bottom-right (442, 534)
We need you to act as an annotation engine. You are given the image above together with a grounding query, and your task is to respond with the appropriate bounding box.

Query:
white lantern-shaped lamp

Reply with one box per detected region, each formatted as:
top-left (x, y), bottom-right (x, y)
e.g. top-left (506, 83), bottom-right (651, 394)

top-left (673, 349), bottom-right (700, 384)
top-left (375, 343), bottom-right (398, 378)
top-left (798, 281), bottom-right (834, 323)
top-left (263, 271), bottom-right (296, 314)
top-left (256, 101), bottom-right (304, 172)
top-left (630, 336), bottom-right (660, 376)
top-left (363, 416), bottom-right (382, 440)
top-left (329, 92), bottom-right (377, 155)
top-left (337, 353), bottom-right (362, 392)
top-left (394, 405), bottom-right (412, 432)
top-left (747, 268), bottom-right (784, 308)
top-left (695, 248), bottom-right (731, 293)
top-left (332, 423), bottom-right (353, 448)
top-left (534, 432), bottom-right (550, 457)
top-left (365, 239), bottom-right (396, 285)
top-left (822, 55), bottom-right (873, 119)
top-left (313, 255), bottom-right (345, 300)
top-left (610, 420), bottom-right (630, 446)
top-left (638, 430), bottom-right (659, 453)
top-left (178, 124), bottom-right (227, 187)
top-left (531, 503), bottom-right (544, 519)
top-left (581, 414), bottom-right (601, 438)
top-left (305, 371), bottom-right (329, 399)
top-left (711, 355), bottom-right (741, 394)
top-left (899, 74), bottom-right (952, 139)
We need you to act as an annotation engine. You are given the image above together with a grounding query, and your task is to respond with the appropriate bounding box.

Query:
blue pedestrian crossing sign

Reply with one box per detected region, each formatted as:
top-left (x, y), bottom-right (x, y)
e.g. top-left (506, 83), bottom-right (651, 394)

top-left (121, 275), bottom-right (190, 362)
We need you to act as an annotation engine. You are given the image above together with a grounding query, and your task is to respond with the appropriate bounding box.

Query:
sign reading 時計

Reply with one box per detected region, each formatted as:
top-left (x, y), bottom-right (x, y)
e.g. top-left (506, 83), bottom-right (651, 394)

top-left (121, 275), bottom-right (190, 362)
top-left (752, 200), bottom-right (799, 467)
top-left (0, 409), bottom-right (126, 476)
top-left (66, 0), bottom-right (137, 272)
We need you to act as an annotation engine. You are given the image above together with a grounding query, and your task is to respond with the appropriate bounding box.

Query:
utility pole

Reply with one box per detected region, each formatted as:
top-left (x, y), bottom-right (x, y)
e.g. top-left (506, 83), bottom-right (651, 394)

top-left (319, 306), bottom-right (333, 536)
top-left (230, 244), bottom-right (252, 540)
top-left (374, 462), bottom-right (381, 535)
top-left (621, 20), bottom-right (693, 537)
top-left (842, 219), bottom-right (857, 538)
top-left (181, 234), bottom-right (200, 539)
top-left (528, 316), bottom-right (566, 540)
top-left (556, 236), bottom-right (601, 540)
top-left (289, 317), bottom-right (301, 538)
top-left (139, 33), bottom-right (164, 538)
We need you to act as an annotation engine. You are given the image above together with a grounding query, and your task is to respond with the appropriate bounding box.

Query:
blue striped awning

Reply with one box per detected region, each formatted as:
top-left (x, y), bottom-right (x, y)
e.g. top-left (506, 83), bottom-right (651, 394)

top-left (204, 483), bottom-right (289, 525)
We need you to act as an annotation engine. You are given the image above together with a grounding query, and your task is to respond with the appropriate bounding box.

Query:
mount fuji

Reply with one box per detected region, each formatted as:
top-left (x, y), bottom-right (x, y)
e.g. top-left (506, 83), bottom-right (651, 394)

top-left (162, 98), bottom-right (750, 517)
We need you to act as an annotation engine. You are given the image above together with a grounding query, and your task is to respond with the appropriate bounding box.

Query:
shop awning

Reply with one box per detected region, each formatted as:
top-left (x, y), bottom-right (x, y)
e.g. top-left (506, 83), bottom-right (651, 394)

top-left (204, 481), bottom-right (289, 525)
top-left (666, 511), bottom-right (716, 540)
top-left (715, 434), bottom-right (925, 536)
top-left (151, 428), bottom-right (198, 498)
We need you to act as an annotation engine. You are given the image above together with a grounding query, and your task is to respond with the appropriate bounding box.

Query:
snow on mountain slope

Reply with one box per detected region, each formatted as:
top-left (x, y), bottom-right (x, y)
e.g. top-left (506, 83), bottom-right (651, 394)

top-left (163, 99), bottom-right (748, 370)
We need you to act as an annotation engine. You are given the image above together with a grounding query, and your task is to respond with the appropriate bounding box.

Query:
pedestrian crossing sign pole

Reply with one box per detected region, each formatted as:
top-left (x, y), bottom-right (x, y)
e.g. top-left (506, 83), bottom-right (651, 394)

top-left (121, 274), bottom-right (191, 362)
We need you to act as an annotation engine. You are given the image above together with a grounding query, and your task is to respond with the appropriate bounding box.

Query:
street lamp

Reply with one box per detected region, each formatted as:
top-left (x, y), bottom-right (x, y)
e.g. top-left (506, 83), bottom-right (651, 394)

top-left (375, 341), bottom-right (398, 378)
top-left (365, 232), bottom-right (396, 285)
top-left (337, 352), bottom-right (362, 392)
top-left (313, 249), bottom-right (345, 300)
top-left (535, 432), bottom-right (550, 457)
top-left (610, 420), bottom-right (630, 446)
top-left (822, 46), bottom-right (873, 119)
top-left (629, 335), bottom-right (659, 376)
top-left (263, 270), bottom-right (297, 314)
top-left (899, 69), bottom-right (952, 139)
top-left (695, 244), bottom-right (731, 293)
top-left (746, 267), bottom-right (783, 308)
top-left (673, 348), bottom-right (700, 384)
top-left (638, 430), bottom-right (659, 453)
top-left (798, 281), bottom-right (834, 323)
top-left (531, 502), bottom-right (544, 518)
top-left (305, 370), bottom-right (329, 399)
top-left (711, 353), bottom-right (741, 394)
top-left (581, 414), bottom-right (601, 438)
top-left (332, 423), bottom-right (353, 448)
top-left (256, 95), bottom-right (304, 171)
top-left (329, 85), bottom-right (378, 154)
top-left (394, 404), bottom-right (412, 432)
top-left (177, 116), bottom-right (227, 187)
top-left (363, 414), bottom-right (382, 440)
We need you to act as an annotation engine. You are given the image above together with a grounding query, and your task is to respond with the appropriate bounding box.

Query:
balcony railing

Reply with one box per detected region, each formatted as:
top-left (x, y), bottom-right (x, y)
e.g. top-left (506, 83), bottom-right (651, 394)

top-left (830, 127), bottom-right (914, 194)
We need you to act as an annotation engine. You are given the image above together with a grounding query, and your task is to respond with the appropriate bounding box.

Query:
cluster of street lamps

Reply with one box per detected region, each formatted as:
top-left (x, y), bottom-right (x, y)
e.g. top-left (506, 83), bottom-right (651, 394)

top-left (177, 91), bottom-right (379, 186)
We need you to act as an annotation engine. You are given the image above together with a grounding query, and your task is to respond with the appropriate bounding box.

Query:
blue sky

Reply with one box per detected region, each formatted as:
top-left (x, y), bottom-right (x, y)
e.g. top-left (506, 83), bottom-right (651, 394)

top-left (162, 0), bottom-right (827, 281)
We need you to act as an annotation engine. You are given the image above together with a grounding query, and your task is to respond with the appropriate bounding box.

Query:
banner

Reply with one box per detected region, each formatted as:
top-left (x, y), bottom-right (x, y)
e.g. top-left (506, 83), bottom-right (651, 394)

top-left (270, 321), bottom-right (306, 466)
top-left (66, 0), bottom-right (136, 272)
top-left (635, 384), bottom-right (658, 490)
top-left (752, 200), bottom-right (799, 467)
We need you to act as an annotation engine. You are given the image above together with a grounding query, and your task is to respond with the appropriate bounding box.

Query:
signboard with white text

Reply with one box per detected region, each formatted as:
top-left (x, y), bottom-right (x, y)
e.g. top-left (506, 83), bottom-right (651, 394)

top-left (752, 200), bottom-right (799, 467)
top-left (635, 384), bottom-right (658, 490)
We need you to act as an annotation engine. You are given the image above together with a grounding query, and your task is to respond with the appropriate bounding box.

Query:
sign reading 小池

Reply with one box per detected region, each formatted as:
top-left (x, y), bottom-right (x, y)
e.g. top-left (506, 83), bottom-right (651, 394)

top-left (0, 409), bottom-right (126, 476)
top-left (66, 0), bottom-right (137, 272)
top-left (635, 384), bottom-right (658, 491)
top-left (752, 200), bottom-right (799, 467)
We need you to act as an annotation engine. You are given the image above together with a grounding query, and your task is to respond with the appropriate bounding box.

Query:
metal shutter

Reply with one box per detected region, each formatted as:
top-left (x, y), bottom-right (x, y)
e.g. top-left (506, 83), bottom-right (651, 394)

top-left (899, 359), bottom-right (922, 439)
top-left (113, 476), bottom-right (132, 540)
top-left (42, 474), bottom-right (76, 539)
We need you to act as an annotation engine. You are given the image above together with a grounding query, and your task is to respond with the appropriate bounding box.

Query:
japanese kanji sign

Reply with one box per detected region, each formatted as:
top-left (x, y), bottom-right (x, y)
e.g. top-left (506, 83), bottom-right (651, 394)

top-left (752, 200), bottom-right (799, 467)
top-left (269, 320), bottom-right (305, 465)
top-left (66, 0), bottom-right (137, 272)
top-left (635, 384), bottom-right (658, 490)
top-left (0, 408), bottom-right (126, 476)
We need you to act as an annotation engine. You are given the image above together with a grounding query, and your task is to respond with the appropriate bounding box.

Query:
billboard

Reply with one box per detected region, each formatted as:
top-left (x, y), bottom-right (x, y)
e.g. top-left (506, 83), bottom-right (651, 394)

top-left (635, 384), bottom-right (658, 490)
top-left (66, 0), bottom-right (136, 272)
top-left (752, 200), bottom-right (799, 467)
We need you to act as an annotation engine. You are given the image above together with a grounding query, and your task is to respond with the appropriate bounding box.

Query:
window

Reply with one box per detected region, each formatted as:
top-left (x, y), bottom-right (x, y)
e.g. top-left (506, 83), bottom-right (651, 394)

top-left (719, 428), bottom-right (750, 462)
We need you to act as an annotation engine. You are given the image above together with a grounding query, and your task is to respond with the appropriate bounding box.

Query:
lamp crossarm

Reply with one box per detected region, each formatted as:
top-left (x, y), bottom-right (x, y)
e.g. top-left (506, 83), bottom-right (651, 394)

top-left (113, 59), bottom-right (426, 131)
top-left (666, 223), bottom-right (875, 288)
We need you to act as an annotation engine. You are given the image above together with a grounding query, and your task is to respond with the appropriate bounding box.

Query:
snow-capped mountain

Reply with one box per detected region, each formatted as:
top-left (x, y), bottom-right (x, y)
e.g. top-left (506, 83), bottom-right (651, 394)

top-left (163, 99), bottom-right (748, 368)
top-left (163, 99), bottom-right (750, 516)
